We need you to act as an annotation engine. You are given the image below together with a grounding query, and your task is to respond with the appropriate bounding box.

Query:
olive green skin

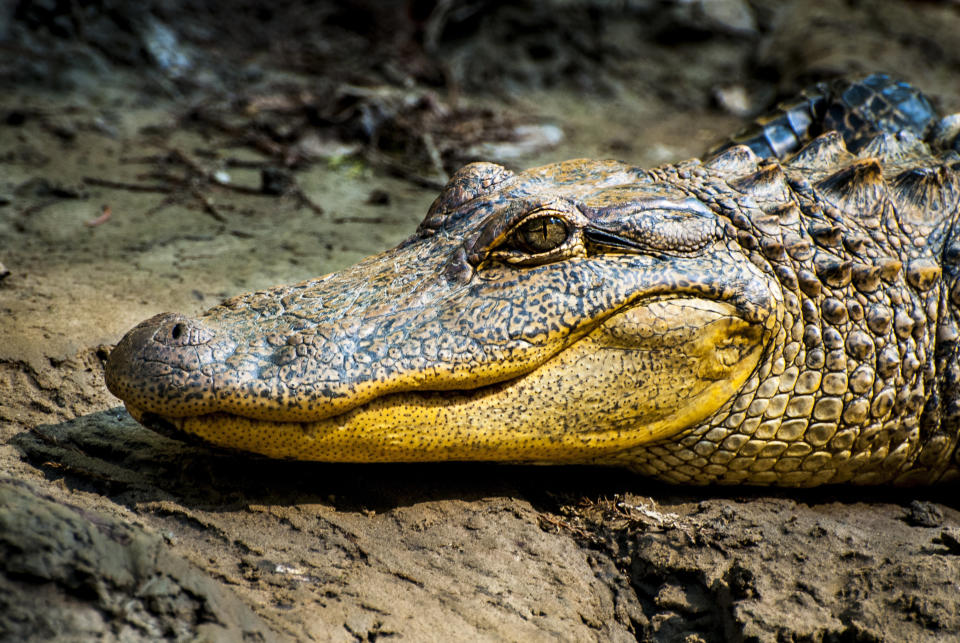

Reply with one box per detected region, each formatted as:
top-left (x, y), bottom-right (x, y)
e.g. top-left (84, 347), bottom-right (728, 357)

top-left (106, 76), bottom-right (960, 485)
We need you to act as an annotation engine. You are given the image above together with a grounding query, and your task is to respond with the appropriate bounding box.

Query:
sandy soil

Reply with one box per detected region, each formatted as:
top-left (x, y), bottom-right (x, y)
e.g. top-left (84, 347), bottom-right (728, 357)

top-left (3, 0), bottom-right (960, 641)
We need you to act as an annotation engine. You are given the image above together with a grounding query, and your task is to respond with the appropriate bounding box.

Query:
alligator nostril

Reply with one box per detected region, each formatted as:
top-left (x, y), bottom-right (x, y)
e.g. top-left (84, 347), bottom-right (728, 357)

top-left (157, 317), bottom-right (215, 346)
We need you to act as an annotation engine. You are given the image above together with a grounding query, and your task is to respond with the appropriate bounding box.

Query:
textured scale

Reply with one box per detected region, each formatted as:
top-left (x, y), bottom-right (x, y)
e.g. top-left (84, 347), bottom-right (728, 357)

top-left (106, 76), bottom-right (960, 486)
top-left (632, 132), bottom-right (960, 485)
top-left (714, 74), bottom-right (949, 159)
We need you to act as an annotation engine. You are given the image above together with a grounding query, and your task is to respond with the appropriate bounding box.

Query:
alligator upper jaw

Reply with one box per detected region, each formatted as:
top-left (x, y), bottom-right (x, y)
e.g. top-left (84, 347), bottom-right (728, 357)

top-left (121, 297), bottom-right (766, 464)
top-left (104, 302), bottom-right (602, 425)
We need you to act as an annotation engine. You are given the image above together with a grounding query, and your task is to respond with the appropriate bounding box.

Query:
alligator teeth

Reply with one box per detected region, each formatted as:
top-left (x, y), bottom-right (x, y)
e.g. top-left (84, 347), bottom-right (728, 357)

top-left (815, 158), bottom-right (887, 217)
top-left (787, 131), bottom-right (853, 169)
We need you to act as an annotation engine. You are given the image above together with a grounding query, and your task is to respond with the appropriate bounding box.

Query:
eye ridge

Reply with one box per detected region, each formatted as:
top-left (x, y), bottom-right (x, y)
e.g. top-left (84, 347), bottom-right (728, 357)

top-left (511, 215), bottom-right (569, 254)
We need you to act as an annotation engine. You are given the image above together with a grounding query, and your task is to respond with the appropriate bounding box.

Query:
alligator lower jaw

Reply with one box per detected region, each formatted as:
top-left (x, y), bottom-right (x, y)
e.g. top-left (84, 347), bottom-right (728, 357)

top-left (124, 297), bottom-right (766, 464)
top-left (132, 403), bottom-right (669, 464)
top-left (128, 386), bottom-right (648, 464)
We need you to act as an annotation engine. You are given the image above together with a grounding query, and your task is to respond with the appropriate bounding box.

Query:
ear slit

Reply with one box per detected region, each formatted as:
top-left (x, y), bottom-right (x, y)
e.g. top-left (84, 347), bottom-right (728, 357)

top-left (583, 227), bottom-right (646, 252)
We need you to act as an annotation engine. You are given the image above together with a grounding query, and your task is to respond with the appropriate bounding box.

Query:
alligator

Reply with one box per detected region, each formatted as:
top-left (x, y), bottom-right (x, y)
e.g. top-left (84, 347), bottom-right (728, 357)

top-left (106, 75), bottom-right (960, 486)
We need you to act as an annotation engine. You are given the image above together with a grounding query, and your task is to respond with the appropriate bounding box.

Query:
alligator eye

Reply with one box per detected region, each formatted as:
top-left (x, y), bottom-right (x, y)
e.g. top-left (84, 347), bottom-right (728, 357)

top-left (510, 215), bottom-right (569, 254)
top-left (473, 208), bottom-right (584, 268)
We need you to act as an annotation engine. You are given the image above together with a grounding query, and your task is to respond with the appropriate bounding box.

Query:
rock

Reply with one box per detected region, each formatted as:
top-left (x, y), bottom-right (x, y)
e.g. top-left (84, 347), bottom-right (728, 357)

top-left (0, 476), bottom-right (284, 642)
top-left (904, 499), bottom-right (944, 527)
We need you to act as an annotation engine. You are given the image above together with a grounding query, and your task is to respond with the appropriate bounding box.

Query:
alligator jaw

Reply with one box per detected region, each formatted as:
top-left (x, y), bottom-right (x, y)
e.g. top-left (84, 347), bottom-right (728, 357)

top-left (123, 297), bottom-right (764, 463)
top-left (106, 157), bottom-right (778, 469)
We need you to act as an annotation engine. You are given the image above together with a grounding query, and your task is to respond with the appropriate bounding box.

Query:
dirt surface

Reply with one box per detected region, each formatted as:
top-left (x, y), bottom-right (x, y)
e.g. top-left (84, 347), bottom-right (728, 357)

top-left (3, 1), bottom-right (960, 641)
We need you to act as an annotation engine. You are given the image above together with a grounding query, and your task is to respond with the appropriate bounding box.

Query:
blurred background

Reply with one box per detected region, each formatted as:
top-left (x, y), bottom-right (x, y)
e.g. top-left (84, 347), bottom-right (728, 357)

top-left (4, 0), bottom-right (959, 180)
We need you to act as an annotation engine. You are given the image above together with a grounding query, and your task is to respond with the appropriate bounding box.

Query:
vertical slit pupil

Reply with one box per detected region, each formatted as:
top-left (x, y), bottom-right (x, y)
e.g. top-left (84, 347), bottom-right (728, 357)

top-left (519, 216), bottom-right (566, 253)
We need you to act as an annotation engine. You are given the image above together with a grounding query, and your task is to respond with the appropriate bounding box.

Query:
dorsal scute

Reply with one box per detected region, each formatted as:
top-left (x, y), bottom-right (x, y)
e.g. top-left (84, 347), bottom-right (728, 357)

top-left (851, 263), bottom-right (882, 292)
top-left (729, 161), bottom-right (792, 204)
top-left (813, 252), bottom-right (853, 288)
top-left (783, 234), bottom-right (813, 261)
top-left (807, 223), bottom-right (843, 248)
top-left (842, 233), bottom-right (871, 255)
top-left (932, 114), bottom-right (960, 153)
top-left (770, 202), bottom-right (801, 227)
top-left (855, 131), bottom-right (929, 163)
top-left (786, 131), bottom-right (853, 172)
top-left (891, 164), bottom-right (960, 223)
top-left (704, 144), bottom-right (760, 175)
top-left (824, 74), bottom-right (938, 153)
top-left (814, 157), bottom-right (888, 218)
top-left (752, 213), bottom-right (784, 236)
top-left (905, 258), bottom-right (942, 291)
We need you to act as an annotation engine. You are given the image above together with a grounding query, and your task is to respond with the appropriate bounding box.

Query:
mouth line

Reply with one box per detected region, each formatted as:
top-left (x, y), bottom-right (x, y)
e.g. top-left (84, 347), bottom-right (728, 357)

top-left (135, 372), bottom-right (527, 432)
top-left (129, 292), bottom-right (757, 435)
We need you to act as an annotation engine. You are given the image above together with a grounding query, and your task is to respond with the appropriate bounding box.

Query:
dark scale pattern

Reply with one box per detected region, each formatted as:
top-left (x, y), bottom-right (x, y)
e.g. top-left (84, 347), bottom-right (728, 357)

top-left (106, 78), bottom-right (960, 485)
top-left (612, 107), bottom-right (960, 485)
top-left (714, 74), bottom-right (938, 161)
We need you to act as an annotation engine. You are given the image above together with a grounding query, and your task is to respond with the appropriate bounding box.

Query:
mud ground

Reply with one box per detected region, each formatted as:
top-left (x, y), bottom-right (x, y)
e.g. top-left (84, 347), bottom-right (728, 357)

top-left (2, 1), bottom-right (960, 641)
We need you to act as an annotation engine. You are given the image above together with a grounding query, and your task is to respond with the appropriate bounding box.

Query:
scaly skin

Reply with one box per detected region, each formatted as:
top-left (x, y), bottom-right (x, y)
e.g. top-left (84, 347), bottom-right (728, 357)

top-left (106, 76), bottom-right (960, 485)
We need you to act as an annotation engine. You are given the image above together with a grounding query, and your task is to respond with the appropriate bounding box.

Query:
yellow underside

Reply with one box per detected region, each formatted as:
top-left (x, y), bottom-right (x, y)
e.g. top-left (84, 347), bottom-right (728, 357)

top-left (139, 299), bottom-right (764, 463)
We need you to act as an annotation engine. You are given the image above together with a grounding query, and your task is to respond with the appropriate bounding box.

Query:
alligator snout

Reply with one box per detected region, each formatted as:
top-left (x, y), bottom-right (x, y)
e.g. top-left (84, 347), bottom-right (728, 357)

top-left (109, 312), bottom-right (215, 368)
top-left (105, 312), bottom-right (233, 419)
top-left (153, 313), bottom-right (216, 347)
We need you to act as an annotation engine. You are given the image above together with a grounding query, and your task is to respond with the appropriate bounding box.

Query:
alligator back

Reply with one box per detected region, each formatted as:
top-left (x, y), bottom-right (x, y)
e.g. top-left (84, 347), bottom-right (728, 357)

top-left (714, 73), bottom-right (951, 159)
top-left (620, 79), bottom-right (960, 485)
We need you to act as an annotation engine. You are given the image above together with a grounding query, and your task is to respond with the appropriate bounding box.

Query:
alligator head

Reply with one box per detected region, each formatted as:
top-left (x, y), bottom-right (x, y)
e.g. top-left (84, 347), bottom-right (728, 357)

top-left (106, 158), bottom-right (780, 465)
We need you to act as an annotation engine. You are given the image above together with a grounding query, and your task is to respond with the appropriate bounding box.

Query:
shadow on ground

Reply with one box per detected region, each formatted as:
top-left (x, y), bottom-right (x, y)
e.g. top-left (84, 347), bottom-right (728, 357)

top-left (5, 410), bottom-right (960, 641)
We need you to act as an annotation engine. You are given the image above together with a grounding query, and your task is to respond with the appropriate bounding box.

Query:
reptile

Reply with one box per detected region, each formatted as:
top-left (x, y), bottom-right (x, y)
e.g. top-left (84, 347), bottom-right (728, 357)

top-left (106, 74), bottom-right (960, 486)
